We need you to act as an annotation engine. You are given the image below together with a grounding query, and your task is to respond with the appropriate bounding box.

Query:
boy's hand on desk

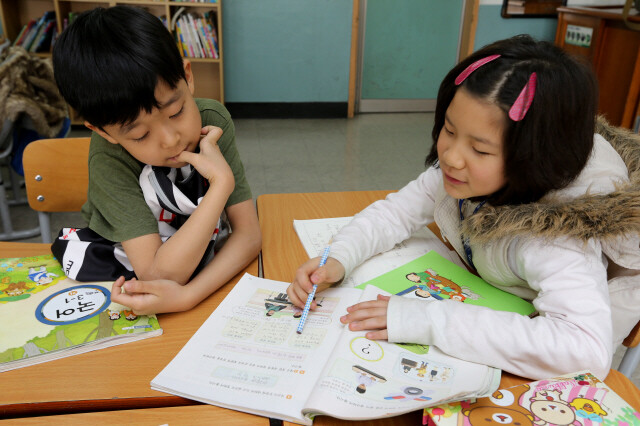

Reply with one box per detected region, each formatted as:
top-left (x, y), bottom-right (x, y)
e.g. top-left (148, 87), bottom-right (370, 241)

top-left (340, 294), bottom-right (390, 341)
top-left (176, 126), bottom-right (234, 192)
top-left (288, 257), bottom-right (345, 309)
top-left (111, 276), bottom-right (192, 315)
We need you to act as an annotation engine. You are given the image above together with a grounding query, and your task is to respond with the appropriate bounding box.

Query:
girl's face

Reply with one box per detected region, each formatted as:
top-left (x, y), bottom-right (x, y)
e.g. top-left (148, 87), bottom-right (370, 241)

top-left (437, 88), bottom-right (507, 200)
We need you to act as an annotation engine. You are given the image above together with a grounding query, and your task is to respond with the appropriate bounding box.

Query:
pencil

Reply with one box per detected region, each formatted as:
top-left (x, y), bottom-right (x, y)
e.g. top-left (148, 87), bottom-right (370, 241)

top-left (296, 245), bottom-right (331, 334)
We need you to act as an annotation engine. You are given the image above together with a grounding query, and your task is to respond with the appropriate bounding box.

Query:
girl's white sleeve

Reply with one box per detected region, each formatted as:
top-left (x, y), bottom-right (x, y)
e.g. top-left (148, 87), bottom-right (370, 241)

top-left (330, 167), bottom-right (440, 277)
top-left (386, 237), bottom-right (613, 380)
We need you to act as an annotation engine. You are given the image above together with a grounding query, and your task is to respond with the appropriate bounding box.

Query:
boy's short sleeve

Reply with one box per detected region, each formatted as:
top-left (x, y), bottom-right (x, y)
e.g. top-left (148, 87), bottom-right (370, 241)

top-left (81, 135), bottom-right (159, 242)
top-left (196, 98), bottom-right (252, 206)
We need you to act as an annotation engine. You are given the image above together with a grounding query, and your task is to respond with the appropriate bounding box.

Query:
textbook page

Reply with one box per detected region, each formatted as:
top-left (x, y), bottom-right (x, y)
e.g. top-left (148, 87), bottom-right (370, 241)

top-left (302, 285), bottom-right (502, 422)
top-left (293, 217), bottom-right (465, 287)
top-left (151, 273), bottom-right (362, 425)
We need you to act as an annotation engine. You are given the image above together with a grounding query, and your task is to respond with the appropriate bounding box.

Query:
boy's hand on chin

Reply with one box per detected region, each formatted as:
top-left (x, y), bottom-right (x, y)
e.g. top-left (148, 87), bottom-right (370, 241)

top-left (110, 276), bottom-right (193, 315)
top-left (176, 126), bottom-right (235, 193)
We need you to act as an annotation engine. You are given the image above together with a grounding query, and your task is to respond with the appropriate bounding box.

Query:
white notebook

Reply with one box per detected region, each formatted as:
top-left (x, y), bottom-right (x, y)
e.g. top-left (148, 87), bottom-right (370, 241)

top-left (293, 217), bottom-right (465, 287)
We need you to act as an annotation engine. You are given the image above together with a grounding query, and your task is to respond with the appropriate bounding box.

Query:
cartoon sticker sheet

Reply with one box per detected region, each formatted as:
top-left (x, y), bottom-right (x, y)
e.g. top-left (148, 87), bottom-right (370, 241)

top-left (302, 285), bottom-right (501, 422)
top-left (0, 255), bottom-right (161, 371)
top-left (151, 273), bottom-right (363, 425)
top-left (425, 372), bottom-right (640, 426)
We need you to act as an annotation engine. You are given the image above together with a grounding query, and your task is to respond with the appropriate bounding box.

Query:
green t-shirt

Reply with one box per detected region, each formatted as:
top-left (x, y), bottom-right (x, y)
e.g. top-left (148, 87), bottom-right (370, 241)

top-left (81, 98), bottom-right (252, 243)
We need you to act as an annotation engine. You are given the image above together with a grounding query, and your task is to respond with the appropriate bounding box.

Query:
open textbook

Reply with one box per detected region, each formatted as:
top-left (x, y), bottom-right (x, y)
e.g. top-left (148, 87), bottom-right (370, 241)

top-left (293, 217), bottom-right (466, 287)
top-left (0, 254), bottom-right (162, 372)
top-left (151, 274), bottom-right (501, 425)
top-left (423, 371), bottom-right (640, 426)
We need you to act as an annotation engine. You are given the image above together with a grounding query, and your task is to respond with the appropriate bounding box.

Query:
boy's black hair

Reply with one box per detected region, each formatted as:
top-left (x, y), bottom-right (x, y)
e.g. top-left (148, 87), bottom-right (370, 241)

top-left (425, 34), bottom-right (598, 206)
top-left (53, 5), bottom-right (186, 128)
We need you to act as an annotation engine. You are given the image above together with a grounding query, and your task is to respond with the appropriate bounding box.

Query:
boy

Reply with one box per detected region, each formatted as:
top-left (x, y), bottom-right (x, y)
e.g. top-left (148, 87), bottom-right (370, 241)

top-left (51, 6), bottom-right (261, 314)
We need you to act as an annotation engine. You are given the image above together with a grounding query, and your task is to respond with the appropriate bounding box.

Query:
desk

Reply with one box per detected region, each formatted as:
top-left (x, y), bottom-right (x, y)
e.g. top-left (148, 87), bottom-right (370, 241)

top-left (0, 242), bottom-right (264, 422)
top-left (0, 404), bottom-right (262, 425)
top-left (257, 191), bottom-right (640, 425)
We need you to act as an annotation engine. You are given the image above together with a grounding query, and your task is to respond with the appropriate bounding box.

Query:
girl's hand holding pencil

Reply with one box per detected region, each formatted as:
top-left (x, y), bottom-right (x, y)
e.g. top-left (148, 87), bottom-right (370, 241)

top-left (287, 253), bottom-right (345, 310)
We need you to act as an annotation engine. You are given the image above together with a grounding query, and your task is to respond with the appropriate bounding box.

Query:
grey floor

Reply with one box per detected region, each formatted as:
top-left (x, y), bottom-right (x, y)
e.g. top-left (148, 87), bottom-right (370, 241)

top-left (2, 113), bottom-right (638, 387)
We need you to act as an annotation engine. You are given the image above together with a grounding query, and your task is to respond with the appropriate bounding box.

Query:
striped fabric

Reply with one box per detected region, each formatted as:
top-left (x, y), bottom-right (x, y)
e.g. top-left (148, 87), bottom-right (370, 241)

top-left (52, 164), bottom-right (230, 281)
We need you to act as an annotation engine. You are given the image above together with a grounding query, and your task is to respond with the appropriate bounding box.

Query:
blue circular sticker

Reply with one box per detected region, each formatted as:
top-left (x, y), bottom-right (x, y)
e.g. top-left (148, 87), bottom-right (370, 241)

top-left (35, 285), bottom-right (111, 325)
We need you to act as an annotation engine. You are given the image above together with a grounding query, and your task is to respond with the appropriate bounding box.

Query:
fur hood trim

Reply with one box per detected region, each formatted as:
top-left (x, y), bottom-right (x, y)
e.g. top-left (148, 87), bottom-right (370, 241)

top-left (464, 116), bottom-right (640, 244)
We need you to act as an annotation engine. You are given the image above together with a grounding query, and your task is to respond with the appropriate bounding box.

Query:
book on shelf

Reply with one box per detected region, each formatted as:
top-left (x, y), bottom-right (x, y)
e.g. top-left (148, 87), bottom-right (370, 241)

top-left (12, 20), bottom-right (35, 47)
top-left (423, 371), bottom-right (640, 426)
top-left (0, 254), bottom-right (163, 372)
top-left (151, 273), bottom-right (501, 425)
top-left (15, 11), bottom-right (55, 52)
top-left (170, 7), bottom-right (219, 59)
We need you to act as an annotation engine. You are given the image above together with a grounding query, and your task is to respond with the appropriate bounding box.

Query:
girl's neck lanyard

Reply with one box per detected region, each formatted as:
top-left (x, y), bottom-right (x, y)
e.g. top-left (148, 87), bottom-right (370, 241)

top-left (458, 199), bottom-right (486, 269)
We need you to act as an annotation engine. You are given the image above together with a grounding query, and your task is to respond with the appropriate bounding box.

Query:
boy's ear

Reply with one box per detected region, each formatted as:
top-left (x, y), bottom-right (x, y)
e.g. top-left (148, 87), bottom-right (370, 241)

top-left (84, 121), bottom-right (119, 145)
top-left (183, 59), bottom-right (195, 95)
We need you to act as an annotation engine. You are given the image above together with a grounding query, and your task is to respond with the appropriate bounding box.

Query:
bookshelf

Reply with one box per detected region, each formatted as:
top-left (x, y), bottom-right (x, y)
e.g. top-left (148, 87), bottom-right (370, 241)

top-left (0, 0), bottom-right (224, 124)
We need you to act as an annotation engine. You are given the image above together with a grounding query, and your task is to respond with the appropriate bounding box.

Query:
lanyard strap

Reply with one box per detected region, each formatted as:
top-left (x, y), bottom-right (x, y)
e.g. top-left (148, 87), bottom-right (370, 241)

top-left (458, 199), bottom-right (486, 268)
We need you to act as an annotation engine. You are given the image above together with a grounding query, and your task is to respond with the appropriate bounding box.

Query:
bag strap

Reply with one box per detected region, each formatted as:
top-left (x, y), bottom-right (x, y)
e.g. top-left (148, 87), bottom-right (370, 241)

top-left (622, 0), bottom-right (640, 31)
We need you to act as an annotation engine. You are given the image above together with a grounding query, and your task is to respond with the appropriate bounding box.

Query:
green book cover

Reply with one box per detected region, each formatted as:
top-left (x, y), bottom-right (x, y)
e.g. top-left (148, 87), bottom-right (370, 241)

top-left (0, 254), bottom-right (162, 372)
top-left (357, 250), bottom-right (535, 316)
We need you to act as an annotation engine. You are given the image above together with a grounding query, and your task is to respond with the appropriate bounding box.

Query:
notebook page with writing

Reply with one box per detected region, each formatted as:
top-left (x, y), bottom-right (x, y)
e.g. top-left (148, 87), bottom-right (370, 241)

top-left (293, 217), bottom-right (465, 288)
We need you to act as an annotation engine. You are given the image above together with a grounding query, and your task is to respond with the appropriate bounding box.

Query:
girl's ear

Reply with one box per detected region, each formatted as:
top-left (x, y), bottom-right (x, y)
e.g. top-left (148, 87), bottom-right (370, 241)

top-left (183, 59), bottom-right (195, 94)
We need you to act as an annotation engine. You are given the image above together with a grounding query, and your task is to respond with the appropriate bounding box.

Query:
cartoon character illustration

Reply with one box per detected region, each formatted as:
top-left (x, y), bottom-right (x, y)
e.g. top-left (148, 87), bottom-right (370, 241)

top-left (264, 292), bottom-right (292, 316)
top-left (28, 265), bottom-right (58, 285)
top-left (352, 365), bottom-right (386, 394)
top-left (107, 309), bottom-right (121, 320)
top-left (462, 385), bottom-right (534, 426)
top-left (401, 269), bottom-right (480, 302)
top-left (401, 358), bottom-right (418, 373)
top-left (4, 281), bottom-right (29, 296)
top-left (123, 310), bottom-right (138, 321)
top-left (429, 365), bottom-right (439, 381)
top-left (569, 397), bottom-right (607, 422)
top-left (417, 361), bottom-right (428, 377)
top-left (529, 390), bottom-right (575, 426)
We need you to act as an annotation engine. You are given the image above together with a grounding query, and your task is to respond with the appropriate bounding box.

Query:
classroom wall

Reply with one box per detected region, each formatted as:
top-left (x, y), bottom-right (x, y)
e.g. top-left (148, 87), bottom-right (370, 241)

top-left (221, 1), bottom-right (561, 105)
top-left (222, 0), bottom-right (352, 103)
top-left (360, 0), bottom-right (463, 100)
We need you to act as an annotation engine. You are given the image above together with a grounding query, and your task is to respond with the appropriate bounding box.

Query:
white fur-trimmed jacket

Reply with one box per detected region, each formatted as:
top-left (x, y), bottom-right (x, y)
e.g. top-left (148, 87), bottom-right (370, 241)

top-left (330, 119), bottom-right (640, 380)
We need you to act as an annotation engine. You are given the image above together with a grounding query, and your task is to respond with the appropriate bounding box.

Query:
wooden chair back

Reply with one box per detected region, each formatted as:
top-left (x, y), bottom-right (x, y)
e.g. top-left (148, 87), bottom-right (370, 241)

top-left (22, 137), bottom-right (90, 213)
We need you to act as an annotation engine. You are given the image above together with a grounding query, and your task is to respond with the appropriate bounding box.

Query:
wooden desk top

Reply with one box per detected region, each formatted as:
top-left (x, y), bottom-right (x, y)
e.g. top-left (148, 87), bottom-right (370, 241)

top-left (257, 191), bottom-right (640, 421)
top-left (0, 404), bottom-right (264, 425)
top-left (0, 242), bottom-right (262, 421)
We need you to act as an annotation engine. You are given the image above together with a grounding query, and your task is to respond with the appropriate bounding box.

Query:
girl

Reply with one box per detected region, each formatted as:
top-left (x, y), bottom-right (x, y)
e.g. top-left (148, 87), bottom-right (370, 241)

top-left (287, 35), bottom-right (640, 380)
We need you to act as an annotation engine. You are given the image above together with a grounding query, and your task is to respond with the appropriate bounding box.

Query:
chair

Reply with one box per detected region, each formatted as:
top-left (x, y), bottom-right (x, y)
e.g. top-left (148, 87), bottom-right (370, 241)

top-left (22, 137), bottom-right (90, 243)
top-left (619, 322), bottom-right (640, 377)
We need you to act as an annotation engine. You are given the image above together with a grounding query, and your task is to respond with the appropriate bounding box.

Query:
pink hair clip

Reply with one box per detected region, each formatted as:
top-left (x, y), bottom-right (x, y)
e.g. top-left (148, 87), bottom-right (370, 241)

top-left (508, 72), bottom-right (537, 121)
top-left (455, 54), bottom-right (501, 86)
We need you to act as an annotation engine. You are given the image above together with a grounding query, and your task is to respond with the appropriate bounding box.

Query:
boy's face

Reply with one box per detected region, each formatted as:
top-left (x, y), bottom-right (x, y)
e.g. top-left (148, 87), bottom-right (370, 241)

top-left (87, 61), bottom-right (202, 168)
